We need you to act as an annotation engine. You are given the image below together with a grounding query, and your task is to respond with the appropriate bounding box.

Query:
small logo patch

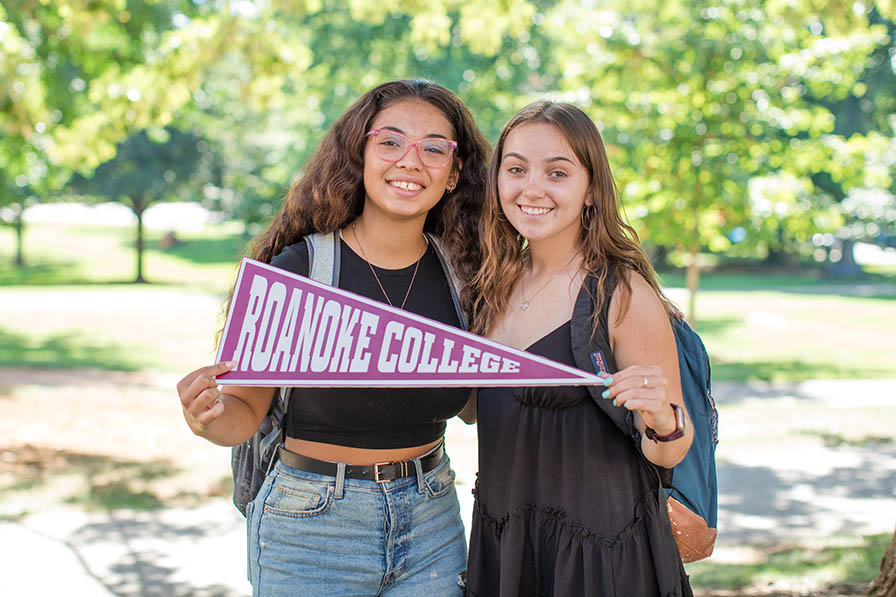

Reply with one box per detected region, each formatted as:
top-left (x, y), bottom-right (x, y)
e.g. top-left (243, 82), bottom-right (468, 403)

top-left (590, 350), bottom-right (608, 374)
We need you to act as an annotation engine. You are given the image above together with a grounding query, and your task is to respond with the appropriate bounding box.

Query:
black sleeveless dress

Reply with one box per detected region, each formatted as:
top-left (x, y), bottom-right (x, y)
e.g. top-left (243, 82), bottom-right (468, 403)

top-left (465, 319), bottom-right (693, 596)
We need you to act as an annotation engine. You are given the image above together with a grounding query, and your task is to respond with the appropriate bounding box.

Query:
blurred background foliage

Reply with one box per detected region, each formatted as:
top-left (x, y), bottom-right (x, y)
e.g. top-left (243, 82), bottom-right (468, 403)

top-left (1, 0), bottom-right (895, 314)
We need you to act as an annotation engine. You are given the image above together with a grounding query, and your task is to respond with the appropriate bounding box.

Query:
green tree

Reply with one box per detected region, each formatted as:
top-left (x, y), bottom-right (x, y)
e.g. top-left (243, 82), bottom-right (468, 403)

top-left (809, 8), bottom-right (896, 276)
top-left (547, 0), bottom-right (893, 321)
top-left (68, 127), bottom-right (213, 282)
top-left (0, 0), bottom-right (208, 266)
top-left (0, 3), bottom-right (52, 266)
top-left (180, 0), bottom-right (549, 234)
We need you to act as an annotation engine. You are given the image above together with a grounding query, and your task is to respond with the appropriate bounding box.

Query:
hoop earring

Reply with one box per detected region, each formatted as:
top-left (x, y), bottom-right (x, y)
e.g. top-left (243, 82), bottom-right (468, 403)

top-left (581, 205), bottom-right (596, 232)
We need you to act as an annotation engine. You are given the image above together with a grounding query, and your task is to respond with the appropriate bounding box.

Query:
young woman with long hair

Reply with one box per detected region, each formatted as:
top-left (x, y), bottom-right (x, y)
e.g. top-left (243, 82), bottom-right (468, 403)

top-left (177, 79), bottom-right (490, 596)
top-left (464, 101), bottom-right (694, 596)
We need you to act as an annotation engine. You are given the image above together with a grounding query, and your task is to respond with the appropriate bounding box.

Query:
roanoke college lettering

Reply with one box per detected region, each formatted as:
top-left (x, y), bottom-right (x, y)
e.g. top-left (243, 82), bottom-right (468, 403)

top-left (229, 274), bottom-right (520, 377)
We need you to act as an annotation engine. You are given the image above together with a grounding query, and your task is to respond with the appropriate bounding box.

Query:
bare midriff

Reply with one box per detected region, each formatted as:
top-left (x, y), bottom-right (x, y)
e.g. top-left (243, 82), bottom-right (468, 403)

top-left (283, 437), bottom-right (442, 466)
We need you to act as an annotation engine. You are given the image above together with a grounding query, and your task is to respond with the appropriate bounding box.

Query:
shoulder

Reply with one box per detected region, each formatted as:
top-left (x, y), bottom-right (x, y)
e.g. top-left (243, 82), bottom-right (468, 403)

top-left (270, 239), bottom-right (310, 277)
top-left (608, 268), bottom-right (670, 337)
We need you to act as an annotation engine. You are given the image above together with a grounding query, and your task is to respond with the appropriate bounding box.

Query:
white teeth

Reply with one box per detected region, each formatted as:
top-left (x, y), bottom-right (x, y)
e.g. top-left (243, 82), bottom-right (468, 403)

top-left (520, 206), bottom-right (551, 215)
top-left (390, 180), bottom-right (422, 191)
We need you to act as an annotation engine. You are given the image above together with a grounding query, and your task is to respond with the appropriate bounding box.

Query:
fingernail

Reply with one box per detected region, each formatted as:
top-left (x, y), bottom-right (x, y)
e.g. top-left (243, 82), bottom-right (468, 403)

top-left (602, 377), bottom-right (613, 386)
top-left (612, 398), bottom-right (618, 407)
top-left (602, 389), bottom-right (610, 399)
top-left (224, 361), bottom-right (237, 368)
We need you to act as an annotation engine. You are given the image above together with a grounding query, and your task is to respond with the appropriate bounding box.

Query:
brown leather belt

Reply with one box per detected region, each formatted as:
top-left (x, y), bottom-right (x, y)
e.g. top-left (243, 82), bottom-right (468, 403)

top-left (277, 443), bottom-right (444, 483)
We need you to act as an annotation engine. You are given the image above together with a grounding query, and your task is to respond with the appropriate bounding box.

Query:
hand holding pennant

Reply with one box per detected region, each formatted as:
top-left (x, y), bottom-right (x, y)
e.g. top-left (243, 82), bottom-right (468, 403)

top-left (215, 258), bottom-right (603, 388)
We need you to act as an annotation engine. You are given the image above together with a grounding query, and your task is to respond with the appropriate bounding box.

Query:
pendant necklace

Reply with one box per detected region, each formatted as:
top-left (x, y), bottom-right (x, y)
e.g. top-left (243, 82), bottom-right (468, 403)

top-left (519, 253), bottom-right (580, 311)
top-left (352, 222), bottom-right (423, 310)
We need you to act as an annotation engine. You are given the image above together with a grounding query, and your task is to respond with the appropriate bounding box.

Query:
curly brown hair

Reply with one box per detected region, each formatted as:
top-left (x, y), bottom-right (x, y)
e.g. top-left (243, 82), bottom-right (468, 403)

top-left (469, 101), bottom-right (672, 336)
top-left (247, 79), bottom-right (491, 287)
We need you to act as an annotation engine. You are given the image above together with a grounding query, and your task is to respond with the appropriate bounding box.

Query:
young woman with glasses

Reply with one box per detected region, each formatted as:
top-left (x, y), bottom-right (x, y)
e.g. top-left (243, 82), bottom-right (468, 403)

top-left (176, 79), bottom-right (490, 596)
top-left (464, 101), bottom-right (694, 596)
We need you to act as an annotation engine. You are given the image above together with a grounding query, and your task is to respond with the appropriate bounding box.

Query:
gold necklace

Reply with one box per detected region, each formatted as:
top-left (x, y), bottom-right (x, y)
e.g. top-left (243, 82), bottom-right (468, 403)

top-left (518, 253), bottom-right (580, 311)
top-left (352, 222), bottom-right (423, 310)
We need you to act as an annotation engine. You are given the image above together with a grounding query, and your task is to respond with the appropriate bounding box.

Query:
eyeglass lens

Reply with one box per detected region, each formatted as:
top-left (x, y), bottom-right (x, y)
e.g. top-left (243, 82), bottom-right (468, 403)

top-left (369, 130), bottom-right (455, 167)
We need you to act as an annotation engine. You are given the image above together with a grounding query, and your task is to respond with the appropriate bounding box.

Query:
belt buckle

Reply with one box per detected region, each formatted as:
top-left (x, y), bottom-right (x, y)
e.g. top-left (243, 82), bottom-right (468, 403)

top-left (373, 461), bottom-right (407, 483)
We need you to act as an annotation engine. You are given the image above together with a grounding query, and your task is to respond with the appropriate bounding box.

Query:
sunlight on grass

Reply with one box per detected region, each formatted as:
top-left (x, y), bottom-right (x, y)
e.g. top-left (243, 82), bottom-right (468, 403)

top-left (694, 291), bottom-right (896, 381)
top-left (2, 285), bottom-right (223, 373)
top-left (0, 221), bottom-right (245, 293)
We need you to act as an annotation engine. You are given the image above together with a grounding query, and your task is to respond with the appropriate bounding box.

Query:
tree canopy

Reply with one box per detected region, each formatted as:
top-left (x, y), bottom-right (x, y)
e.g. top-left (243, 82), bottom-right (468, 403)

top-left (2, 0), bottom-right (894, 312)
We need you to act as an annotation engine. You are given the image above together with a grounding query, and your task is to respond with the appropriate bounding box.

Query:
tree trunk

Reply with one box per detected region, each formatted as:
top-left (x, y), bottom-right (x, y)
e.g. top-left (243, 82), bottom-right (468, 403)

top-left (868, 528), bottom-right (896, 596)
top-left (829, 238), bottom-right (864, 278)
top-left (685, 244), bottom-right (700, 325)
top-left (131, 196), bottom-right (147, 284)
top-left (14, 212), bottom-right (24, 267)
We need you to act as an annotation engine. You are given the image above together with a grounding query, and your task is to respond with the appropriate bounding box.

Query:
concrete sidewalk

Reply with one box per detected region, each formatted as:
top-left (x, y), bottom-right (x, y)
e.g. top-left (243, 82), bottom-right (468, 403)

top-left (2, 379), bottom-right (895, 596)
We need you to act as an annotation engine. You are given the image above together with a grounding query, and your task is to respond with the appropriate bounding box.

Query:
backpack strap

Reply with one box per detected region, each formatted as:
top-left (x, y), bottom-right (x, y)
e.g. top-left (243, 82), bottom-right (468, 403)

top-left (424, 232), bottom-right (468, 331)
top-left (570, 273), bottom-right (636, 439)
top-left (272, 231), bottom-right (340, 439)
top-left (307, 231), bottom-right (340, 285)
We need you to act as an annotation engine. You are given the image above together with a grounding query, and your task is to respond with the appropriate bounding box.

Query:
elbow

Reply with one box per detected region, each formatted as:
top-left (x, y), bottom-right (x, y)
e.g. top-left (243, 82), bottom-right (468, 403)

top-left (457, 393), bottom-right (477, 424)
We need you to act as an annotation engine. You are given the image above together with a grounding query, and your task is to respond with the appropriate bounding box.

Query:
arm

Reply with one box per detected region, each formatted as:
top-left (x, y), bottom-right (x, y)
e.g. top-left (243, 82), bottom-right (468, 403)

top-left (457, 389), bottom-right (477, 424)
top-left (177, 361), bottom-right (277, 447)
top-left (601, 272), bottom-right (693, 468)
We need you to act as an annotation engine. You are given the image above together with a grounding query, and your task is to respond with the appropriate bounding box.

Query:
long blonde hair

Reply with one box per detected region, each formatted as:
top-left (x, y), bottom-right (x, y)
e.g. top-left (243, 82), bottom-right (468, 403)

top-left (468, 101), bottom-right (671, 336)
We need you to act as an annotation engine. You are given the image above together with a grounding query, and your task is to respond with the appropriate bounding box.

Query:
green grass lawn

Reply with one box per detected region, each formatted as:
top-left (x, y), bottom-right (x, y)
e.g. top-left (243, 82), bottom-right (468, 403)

top-left (0, 221), bottom-right (246, 293)
top-left (693, 290), bottom-right (896, 381)
top-left (686, 533), bottom-right (891, 593)
top-left (2, 219), bottom-right (895, 380)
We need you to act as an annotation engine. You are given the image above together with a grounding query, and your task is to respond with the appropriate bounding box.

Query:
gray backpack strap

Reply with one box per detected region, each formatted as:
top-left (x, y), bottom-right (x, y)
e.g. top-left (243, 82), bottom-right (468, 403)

top-left (307, 231), bottom-right (339, 285)
top-left (424, 232), bottom-right (468, 330)
top-left (276, 231), bottom-right (339, 440)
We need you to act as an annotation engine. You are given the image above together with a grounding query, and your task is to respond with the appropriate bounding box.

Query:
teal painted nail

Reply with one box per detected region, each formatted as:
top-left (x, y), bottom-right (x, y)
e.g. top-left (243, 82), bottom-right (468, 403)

top-left (612, 398), bottom-right (618, 407)
top-left (602, 377), bottom-right (613, 386)
top-left (602, 389), bottom-right (610, 399)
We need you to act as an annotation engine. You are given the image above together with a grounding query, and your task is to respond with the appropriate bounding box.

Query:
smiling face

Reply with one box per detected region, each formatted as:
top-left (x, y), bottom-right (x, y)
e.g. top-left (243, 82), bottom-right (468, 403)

top-left (497, 122), bottom-right (592, 246)
top-left (362, 99), bottom-right (460, 224)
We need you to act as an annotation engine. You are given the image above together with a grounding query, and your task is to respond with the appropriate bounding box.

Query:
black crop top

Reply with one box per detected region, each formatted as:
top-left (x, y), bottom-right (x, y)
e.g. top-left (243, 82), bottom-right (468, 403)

top-left (269, 237), bottom-right (470, 449)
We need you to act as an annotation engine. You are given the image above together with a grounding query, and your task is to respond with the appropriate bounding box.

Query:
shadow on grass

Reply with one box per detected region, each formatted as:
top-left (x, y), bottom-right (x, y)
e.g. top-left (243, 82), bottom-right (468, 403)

top-left (152, 235), bottom-right (247, 265)
top-left (693, 316), bottom-right (743, 336)
top-left (0, 262), bottom-right (154, 286)
top-left (0, 445), bottom-right (183, 514)
top-left (0, 262), bottom-right (94, 286)
top-left (1, 443), bottom-right (245, 596)
top-left (0, 328), bottom-right (152, 372)
top-left (799, 430), bottom-right (895, 448)
top-left (688, 533), bottom-right (890, 592)
top-left (693, 453), bottom-right (896, 591)
top-left (712, 359), bottom-right (896, 382)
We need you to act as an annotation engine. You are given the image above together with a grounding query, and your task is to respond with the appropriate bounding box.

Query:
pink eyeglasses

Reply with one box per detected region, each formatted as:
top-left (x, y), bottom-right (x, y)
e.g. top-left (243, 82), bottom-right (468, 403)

top-left (366, 129), bottom-right (457, 168)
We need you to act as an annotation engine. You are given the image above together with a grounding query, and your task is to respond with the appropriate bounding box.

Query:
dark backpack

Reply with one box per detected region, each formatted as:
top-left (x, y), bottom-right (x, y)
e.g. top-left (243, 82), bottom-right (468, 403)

top-left (663, 309), bottom-right (719, 562)
top-left (230, 231), bottom-right (466, 516)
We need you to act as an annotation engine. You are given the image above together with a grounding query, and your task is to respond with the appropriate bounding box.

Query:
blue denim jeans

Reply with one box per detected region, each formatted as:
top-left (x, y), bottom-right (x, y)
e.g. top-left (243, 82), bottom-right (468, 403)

top-left (246, 451), bottom-right (466, 596)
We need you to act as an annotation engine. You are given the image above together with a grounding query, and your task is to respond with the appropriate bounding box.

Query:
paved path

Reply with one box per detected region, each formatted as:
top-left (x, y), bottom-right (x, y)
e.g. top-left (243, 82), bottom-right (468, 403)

top-left (2, 378), bottom-right (894, 596)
